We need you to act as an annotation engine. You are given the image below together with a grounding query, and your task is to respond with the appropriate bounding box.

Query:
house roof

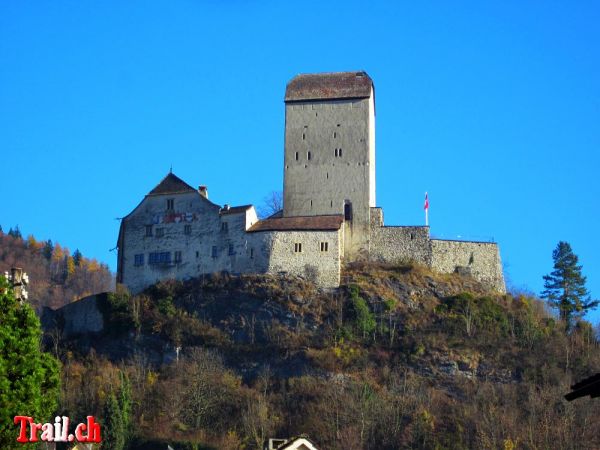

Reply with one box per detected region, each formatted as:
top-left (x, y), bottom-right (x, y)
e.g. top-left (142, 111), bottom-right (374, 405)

top-left (220, 205), bottom-right (253, 215)
top-left (147, 172), bottom-right (197, 196)
top-left (276, 437), bottom-right (319, 450)
top-left (285, 71), bottom-right (373, 102)
top-left (248, 215), bottom-right (344, 232)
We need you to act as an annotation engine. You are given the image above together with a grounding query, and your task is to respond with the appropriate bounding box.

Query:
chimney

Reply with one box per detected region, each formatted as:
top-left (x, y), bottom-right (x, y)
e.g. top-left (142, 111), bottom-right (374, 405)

top-left (223, 204), bottom-right (230, 211)
top-left (198, 185), bottom-right (208, 199)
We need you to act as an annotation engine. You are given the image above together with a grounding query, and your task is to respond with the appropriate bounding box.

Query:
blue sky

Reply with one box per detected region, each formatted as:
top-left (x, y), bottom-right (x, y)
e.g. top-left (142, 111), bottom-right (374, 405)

top-left (1, 1), bottom-right (599, 323)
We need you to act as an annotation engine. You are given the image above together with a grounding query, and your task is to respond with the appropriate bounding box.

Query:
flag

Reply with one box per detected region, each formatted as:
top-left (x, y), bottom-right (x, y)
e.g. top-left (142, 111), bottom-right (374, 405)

top-left (424, 192), bottom-right (429, 210)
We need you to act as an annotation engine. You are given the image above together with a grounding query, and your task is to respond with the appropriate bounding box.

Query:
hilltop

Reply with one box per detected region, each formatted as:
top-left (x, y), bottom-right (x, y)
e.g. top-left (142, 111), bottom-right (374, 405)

top-left (0, 228), bottom-right (113, 310)
top-left (47, 261), bottom-right (600, 449)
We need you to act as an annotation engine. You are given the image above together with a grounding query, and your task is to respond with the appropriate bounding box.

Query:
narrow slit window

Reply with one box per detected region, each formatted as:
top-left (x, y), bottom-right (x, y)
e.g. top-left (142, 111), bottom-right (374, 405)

top-left (174, 251), bottom-right (182, 263)
top-left (250, 248), bottom-right (254, 259)
top-left (294, 243), bottom-right (302, 253)
top-left (339, 148), bottom-right (343, 157)
top-left (295, 152), bottom-right (299, 161)
top-left (167, 199), bottom-right (174, 210)
top-left (307, 151), bottom-right (311, 160)
top-left (221, 222), bottom-right (228, 232)
top-left (334, 148), bottom-right (338, 157)
top-left (145, 225), bottom-right (153, 237)
top-left (333, 131), bottom-right (337, 139)
top-left (155, 228), bottom-right (164, 238)
top-left (302, 133), bottom-right (305, 140)
top-left (320, 242), bottom-right (329, 252)
top-left (228, 244), bottom-right (235, 255)
top-left (184, 224), bottom-right (192, 235)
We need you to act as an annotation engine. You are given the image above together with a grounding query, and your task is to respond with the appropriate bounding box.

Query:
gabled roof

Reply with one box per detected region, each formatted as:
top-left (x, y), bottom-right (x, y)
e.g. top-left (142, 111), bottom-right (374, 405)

top-left (285, 71), bottom-right (373, 102)
top-left (277, 437), bottom-right (319, 450)
top-left (248, 215), bottom-right (344, 232)
top-left (147, 172), bottom-right (197, 196)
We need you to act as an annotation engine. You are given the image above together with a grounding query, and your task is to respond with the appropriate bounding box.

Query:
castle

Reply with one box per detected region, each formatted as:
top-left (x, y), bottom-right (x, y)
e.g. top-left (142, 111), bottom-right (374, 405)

top-left (116, 72), bottom-right (505, 293)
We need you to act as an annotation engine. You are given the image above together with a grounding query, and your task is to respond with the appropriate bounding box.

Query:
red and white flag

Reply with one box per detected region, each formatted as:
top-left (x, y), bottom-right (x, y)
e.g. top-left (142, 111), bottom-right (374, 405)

top-left (424, 192), bottom-right (429, 210)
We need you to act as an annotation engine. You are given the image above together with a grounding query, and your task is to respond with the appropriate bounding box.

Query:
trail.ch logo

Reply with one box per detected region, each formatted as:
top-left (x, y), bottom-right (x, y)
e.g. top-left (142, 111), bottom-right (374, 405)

top-left (14, 416), bottom-right (101, 444)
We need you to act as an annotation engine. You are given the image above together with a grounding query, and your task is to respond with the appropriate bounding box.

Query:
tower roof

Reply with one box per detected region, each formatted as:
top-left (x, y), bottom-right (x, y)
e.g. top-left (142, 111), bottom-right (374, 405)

top-left (147, 172), bottom-right (197, 196)
top-left (285, 71), bottom-right (373, 102)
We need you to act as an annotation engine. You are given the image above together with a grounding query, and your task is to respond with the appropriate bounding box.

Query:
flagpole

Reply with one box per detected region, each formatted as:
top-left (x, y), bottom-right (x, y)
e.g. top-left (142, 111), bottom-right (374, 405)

top-left (424, 192), bottom-right (429, 227)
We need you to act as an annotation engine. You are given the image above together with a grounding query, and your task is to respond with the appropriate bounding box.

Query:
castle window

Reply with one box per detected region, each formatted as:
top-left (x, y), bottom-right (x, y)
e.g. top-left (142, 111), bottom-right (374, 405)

top-left (295, 152), bottom-right (299, 161)
top-left (320, 242), bottom-right (329, 252)
top-left (228, 244), bottom-right (235, 255)
top-left (134, 254), bottom-right (144, 266)
top-left (145, 225), bottom-right (153, 237)
top-left (155, 228), bottom-right (164, 238)
top-left (339, 148), bottom-right (343, 157)
top-left (174, 251), bottom-right (182, 263)
top-left (196, 251), bottom-right (199, 258)
top-left (334, 148), bottom-right (338, 157)
top-left (310, 200), bottom-right (313, 208)
top-left (167, 198), bottom-right (174, 211)
top-left (294, 243), bottom-right (302, 253)
top-left (184, 224), bottom-right (192, 235)
top-left (302, 133), bottom-right (305, 140)
top-left (307, 151), bottom-right (311, 160)
top-left (410, 233), bottom-right (415, 240)
top-left (344, 202), bottom-right (353, 221)
top-left (250, 248), bottom-right (254, 259)
top-left (333, 131), bottom-right (337, 139)
top-left (221, 222), bottom-right (228, 232)
top-left (149, 252), bottom-right (171, 265)
top-left (211, 246), bottom-right (218, 258)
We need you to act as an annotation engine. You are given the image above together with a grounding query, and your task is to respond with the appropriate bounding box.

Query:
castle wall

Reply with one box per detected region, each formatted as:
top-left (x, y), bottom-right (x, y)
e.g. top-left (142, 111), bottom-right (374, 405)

top-left (369, 207), bottom-right (431, 265)
top-left (283, 94), bottom-right (374, 258)
top-left (430, 239), bottom-right (506, 293)
top-left (261, 229), bottom-right (342, 288)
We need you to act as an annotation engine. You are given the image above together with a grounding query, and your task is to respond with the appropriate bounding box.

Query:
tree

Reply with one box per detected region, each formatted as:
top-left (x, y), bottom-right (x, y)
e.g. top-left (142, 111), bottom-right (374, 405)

top-left (7, 225), bottom-right (22, 239)
top-left (102, 392), bottom-right (125, 450)
top-left (42, 239), bottom-right (54, 260)
top-left (73, 248), bottom-right (83, 266)
top-left (0, 275), bottom-right (60, 449)
top-left (258, 191), bottom-right (283, 219)
top-left (541, 241), bottom-right (598, 330)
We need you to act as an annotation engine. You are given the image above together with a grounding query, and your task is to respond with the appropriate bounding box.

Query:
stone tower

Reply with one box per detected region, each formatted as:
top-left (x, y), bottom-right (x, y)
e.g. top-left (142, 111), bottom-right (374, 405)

top-left (283, 71), bottom-right (376, 258)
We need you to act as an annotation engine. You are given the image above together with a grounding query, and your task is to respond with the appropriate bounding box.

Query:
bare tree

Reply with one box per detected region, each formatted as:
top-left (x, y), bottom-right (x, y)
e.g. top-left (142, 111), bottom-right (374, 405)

top-left (258, 191), bottom-right (283, 219)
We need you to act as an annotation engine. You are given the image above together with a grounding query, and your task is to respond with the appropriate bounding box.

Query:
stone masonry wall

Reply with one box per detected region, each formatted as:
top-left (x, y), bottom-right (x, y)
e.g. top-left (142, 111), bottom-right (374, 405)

top-left (369, 207), bottom-right (432, 266)
top-left (264, 229), bottom-right (342, 288)
top-left (431, 239), bottom-right (505, 293)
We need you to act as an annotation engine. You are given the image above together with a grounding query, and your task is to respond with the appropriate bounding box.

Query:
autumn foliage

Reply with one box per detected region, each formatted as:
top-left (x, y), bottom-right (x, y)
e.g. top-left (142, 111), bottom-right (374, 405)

top-left (0, 226), bottom-right (112, 310)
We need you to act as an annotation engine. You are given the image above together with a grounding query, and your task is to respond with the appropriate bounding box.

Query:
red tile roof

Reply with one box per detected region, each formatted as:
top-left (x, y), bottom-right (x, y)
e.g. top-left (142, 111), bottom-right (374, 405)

top-left (285, 71), bottom-right (373, 102)
top-left (248, 215), bottom-right (344, 232)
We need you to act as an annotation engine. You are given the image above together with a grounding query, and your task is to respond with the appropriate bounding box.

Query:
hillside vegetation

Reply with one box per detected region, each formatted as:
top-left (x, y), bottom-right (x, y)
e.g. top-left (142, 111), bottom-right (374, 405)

top-left (53, 262), bottom-right (600, 450)
top-left (0, 227), bottom-right (112, 310)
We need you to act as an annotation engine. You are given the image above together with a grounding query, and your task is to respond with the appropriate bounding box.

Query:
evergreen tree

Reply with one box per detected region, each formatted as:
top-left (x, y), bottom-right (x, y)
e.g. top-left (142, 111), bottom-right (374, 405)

top-left (42, 239), bottom-right (54, 260)
top-left (7, 226), bottom-right (22, 239)
top-left (73, 248), bottom-right (83, 266)
top-left (102, 392), bottom-right (125, 450)
top-left (0, 275), bottom-right (60, 449)
top-left (541, 241), bottom-right (598, 330)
